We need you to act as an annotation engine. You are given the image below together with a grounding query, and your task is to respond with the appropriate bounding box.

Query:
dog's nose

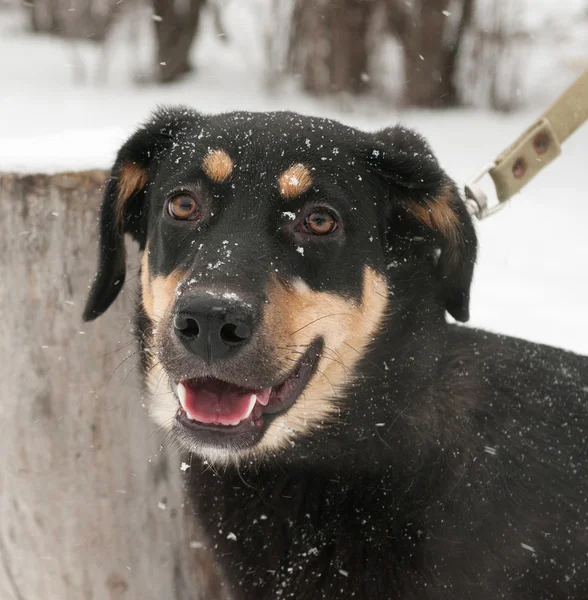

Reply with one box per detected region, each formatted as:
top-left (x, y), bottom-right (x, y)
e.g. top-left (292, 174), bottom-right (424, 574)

top-left (173, 295), bottom-right (256, 362)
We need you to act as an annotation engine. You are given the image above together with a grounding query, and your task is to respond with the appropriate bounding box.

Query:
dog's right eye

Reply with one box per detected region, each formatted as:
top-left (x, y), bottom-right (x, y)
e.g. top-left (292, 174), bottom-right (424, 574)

top-left (167, 194), bottom-right (200, 221)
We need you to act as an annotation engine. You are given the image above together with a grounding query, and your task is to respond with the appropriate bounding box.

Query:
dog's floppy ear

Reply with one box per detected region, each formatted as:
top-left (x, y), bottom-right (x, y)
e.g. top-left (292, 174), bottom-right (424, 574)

top-left (365, 125), bottom-right (477, 322)
top-left (83, 107), bottom-right (197, 322)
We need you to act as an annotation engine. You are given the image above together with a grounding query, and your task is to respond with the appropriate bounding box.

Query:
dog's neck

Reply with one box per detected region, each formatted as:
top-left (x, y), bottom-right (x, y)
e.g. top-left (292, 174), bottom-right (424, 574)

top-left (186, 455), bottom-right (438, 598)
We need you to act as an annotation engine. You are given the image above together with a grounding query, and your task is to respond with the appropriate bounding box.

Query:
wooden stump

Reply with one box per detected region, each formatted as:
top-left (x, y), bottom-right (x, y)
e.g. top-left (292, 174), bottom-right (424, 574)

top-left (0, 172), bottom-right (225, 600)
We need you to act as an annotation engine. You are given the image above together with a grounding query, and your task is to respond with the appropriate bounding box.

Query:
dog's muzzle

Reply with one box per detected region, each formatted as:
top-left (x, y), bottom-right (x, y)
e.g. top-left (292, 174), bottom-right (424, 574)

top-left (173, 294), bottom-right (257, 363)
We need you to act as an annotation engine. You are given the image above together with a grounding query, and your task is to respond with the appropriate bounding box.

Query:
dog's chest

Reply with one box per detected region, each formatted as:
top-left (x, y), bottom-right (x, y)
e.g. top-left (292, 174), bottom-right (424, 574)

top-left (187, 465), bottom-right (418, 599)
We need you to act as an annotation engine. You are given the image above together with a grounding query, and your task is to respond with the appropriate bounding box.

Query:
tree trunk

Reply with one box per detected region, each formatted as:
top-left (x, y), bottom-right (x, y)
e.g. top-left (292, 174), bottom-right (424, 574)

top-left (288, 0), bottom-right (377, 96)
top-left (394, 0), bottom-right (454, 107)
top-left (387, 0), bottom-right (474, 108)
top-left (0, 172), bottom-right (226, 600)
top-left (26, 0), bottom-right (62, 35)
top-left (153, 0), bottom-right (206, 83)
top-left (25, 0), bottom-right (119, 41)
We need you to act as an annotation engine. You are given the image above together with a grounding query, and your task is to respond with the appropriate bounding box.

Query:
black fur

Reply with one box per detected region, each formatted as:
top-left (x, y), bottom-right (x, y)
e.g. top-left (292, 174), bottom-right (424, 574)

top-left (189, 331), bottom-right (588, 599)
top-left (84, 108), bottom-right (588, 599)
top-left (84, 108), bottom-right (198, 321)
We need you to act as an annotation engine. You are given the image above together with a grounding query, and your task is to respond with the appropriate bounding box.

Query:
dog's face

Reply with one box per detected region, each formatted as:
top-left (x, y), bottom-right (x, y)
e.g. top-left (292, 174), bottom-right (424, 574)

top-left (84, 109), bottom-right (476, 463)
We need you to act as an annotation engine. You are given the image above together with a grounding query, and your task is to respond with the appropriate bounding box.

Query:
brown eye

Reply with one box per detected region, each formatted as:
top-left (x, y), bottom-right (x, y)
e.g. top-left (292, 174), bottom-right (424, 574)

top-left (168, 194), bottom-right (199, 220)
top-left (303, 210), bottom-right (337, 235)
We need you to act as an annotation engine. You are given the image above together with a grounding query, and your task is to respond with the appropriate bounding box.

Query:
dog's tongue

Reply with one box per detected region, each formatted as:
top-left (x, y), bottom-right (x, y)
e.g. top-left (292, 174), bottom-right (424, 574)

top-left (178, 379), bottom-right (271, 426)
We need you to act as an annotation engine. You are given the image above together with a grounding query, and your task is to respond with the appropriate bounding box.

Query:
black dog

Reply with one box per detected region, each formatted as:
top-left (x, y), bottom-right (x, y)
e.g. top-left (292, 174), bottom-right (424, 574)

top-left (84, 108), bottom-right (588, 599)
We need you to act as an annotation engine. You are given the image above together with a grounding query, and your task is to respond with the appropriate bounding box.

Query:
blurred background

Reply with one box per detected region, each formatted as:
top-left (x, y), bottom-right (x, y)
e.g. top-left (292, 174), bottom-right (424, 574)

top-left (1, 0), bottom-right (587, 111)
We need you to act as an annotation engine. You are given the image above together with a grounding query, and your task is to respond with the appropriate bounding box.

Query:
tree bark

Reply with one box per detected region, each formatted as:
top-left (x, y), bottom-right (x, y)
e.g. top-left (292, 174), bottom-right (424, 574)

top-left (25, 0), bottom-right (118, 41)
top-left (387, 0), bottom-right (474, 108)
top-left (153, 0), bottom-right (206, 83)
top-left (288, 0), bottom-right (377, 96)
top-left (0, 172), bottom-right (225, 600)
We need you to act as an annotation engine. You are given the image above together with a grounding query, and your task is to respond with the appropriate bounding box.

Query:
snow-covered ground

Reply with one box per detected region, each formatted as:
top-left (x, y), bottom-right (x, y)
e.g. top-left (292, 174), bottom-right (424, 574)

top-left (0, 5), bottom-right (586, 355)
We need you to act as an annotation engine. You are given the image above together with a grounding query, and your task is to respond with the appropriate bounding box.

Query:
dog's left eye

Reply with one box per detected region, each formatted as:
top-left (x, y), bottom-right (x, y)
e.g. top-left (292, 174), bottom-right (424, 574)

top-left (299, 210), bottom-right (338, 235)
top-left (167, 194), bottom-right (200, 221)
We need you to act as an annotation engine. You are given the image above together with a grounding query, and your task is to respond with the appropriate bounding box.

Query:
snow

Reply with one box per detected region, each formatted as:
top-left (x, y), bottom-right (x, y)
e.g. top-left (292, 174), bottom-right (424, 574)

top-left (0, 5), bottom-right (586, 355)
top-left (0, 128), bottom-right (126, 174)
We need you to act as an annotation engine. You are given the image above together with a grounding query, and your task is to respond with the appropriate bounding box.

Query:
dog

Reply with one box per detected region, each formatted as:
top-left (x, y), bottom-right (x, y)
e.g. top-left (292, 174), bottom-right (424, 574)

top-left (84, 108), bottom-right (588, 599)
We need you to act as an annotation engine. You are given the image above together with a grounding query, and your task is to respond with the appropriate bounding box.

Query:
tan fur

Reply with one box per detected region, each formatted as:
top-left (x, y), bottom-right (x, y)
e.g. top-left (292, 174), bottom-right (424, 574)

top-left (254, 267), bottom-right (389, 455)
top-left (407, 183), bottom-right (460, 245)
top-left (278, 164), bottom-right (313, 199)
top-left (202, 149), bottom-right (233, 183)
top-left (140, 248), bottom-right (188, 323)
top-left (116, 163), bottom-right (148, 228)
top-left (140, 249), bottom-right (388, 462)
top-left (141, 248), bottom-right (190, 428)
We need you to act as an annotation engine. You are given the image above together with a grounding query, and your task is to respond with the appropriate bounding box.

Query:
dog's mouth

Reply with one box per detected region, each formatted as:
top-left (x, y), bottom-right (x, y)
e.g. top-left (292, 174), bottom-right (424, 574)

top-left (172, 339), bottom-right (323, 444)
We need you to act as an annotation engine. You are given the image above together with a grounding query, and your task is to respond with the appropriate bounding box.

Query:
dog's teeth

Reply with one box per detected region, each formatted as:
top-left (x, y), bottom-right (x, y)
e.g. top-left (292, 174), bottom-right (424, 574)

top-left (177, 382), bottom-right (195, 421)
top-left (243, 394), bottom-right (257, 419)
top-left (256, 391), bottom-right (270, 406)
top-left (177, 382), bottom-right (187, 409)
top-left (224, 395), bottom-right (257, 426)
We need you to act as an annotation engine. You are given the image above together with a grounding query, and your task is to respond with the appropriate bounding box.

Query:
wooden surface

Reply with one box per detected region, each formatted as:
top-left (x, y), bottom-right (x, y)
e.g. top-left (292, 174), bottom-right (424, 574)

top-left (0, 172), bottom-right (225, 600)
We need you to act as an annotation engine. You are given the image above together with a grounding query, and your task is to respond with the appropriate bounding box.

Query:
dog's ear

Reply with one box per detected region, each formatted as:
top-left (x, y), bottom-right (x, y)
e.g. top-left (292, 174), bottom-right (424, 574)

top-left (83, 107), bottom-right (197, 322)
top-left (364, 125), bottom-right (477, 322)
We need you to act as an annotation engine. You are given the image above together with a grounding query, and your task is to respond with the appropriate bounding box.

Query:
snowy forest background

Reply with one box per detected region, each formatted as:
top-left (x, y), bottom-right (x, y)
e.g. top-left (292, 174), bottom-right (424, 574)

top-left (2, 0), bottom-right (587, 108)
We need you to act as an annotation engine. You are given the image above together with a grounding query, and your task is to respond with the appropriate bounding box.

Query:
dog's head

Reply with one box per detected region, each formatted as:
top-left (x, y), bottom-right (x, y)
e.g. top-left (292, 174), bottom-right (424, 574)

top-left (84, 108), bottom-right (476, 463)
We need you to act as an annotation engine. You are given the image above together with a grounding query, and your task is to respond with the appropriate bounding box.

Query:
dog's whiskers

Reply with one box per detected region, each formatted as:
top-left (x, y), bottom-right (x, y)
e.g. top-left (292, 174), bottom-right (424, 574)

top-left (289, 312), bottom-right (353, 336)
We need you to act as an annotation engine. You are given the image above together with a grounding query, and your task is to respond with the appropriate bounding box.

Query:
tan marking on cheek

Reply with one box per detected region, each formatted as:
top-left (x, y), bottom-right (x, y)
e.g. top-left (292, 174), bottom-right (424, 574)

top-left (140, 248), bottom-right (187, 321)
top-left (256, 268), bottom-right (389, 454)
top-left (140, 248), bottom-right (188, 432)
top-left (278, 163), bottom-right (313, 199)
top-left (202, 149), bottom-right (233, 183)
top-left (140, 249), bottom-right (154, 319)
top-left (116, 163), bottom-right (148, 228)
top-left (407, 183), bottom-right (461, 245)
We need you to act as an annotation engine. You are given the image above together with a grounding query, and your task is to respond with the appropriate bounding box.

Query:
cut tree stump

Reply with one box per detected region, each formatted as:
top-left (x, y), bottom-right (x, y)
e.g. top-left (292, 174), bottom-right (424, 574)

top-left (0, 172), bottom-right (226, 600)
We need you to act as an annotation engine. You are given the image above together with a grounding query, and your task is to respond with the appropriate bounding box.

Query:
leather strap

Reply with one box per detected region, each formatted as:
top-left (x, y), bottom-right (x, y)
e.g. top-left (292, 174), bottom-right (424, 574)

top-left (465, 69), bottom-right (588, 219)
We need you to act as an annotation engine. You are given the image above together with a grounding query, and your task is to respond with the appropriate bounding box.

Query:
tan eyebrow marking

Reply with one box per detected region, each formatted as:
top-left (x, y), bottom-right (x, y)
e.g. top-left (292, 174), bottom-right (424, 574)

top-left (116, 163), bottom-right (148, 228)
top-left (202, 149), bottom-right (233, 183)
top-left (278, 163), bottom-right (313, 199)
